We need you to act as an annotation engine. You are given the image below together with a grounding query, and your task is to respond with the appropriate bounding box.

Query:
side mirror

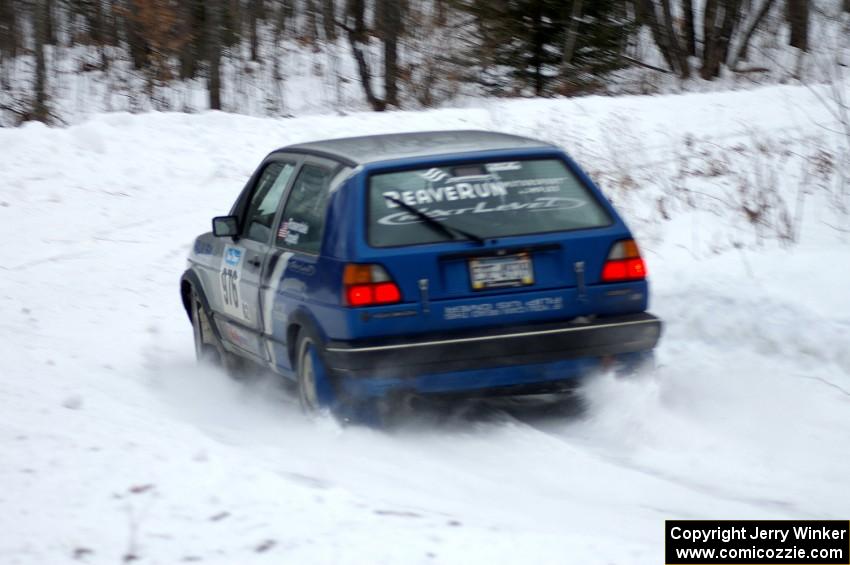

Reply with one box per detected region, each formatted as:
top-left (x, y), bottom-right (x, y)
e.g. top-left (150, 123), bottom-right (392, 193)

top-left (212, 216), bottom-right (239, 238)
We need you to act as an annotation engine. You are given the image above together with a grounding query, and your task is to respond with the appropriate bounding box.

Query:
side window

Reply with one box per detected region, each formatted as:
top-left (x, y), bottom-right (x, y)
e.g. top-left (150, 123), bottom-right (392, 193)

top-left (276, 164), bottom-right (333, 254)
top-left (242, 161), bottom-right (296, 243)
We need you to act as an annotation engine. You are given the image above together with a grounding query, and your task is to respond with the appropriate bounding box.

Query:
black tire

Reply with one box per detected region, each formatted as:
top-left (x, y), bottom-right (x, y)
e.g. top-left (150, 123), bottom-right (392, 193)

top-left (294, 330), bottom-right (337, 414)
top-left (190, 287), bottom-right (244, 377)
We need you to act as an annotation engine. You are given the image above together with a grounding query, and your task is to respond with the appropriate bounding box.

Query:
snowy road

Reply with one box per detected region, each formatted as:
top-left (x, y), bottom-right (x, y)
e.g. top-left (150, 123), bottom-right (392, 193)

top-left (1, 84), bottom-right (849, 564)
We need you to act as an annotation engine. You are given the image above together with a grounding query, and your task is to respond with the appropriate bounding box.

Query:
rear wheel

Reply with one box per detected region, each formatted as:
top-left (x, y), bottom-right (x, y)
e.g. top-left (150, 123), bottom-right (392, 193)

top-left (295, 333), bottom-right (337, 414)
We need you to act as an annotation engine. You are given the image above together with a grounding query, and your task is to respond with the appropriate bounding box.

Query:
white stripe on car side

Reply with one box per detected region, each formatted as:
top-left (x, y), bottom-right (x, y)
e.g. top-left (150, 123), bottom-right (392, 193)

top-left (263, 251), bottom-right (293, 364)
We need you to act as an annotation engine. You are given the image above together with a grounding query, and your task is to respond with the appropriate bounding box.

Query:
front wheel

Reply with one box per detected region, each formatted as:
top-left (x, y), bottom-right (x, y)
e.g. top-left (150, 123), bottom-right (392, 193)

top-left (190, 287), bottom-right (244, 377)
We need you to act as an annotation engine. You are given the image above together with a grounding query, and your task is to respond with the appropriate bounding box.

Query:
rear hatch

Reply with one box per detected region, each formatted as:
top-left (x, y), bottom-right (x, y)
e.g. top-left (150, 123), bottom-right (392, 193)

top-left (352, 154), bottom-right (648, 335)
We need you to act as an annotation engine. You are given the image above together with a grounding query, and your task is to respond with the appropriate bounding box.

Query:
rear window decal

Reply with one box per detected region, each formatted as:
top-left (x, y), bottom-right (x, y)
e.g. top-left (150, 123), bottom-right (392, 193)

top-left (378, 197), bottom-right (587, 226)
top-left (368, 158), bottom-right (612, 247)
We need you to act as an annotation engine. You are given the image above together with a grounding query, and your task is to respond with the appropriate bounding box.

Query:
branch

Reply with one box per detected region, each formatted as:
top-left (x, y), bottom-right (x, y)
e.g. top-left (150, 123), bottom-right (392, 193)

top-left (729, 66), bottom-right (771, 73)
top-left (821, 221), bottom-right (850, 233)
top-left (620, 55), bottom-right (672, 74)
top-left (730, 0), bottom-right (778, 68)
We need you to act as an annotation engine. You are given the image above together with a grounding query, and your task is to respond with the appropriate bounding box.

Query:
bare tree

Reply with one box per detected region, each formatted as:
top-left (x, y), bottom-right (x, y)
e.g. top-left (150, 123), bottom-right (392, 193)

top-left (787, 0), bottom-right (808, 51)
top-left (45, 0), bottom-right (57, 45)
top-left (119, 0), bottom-right (188, 94)
top-left (341, 0), bottom-right (403, 111)
top-left (32, 0), bottom-right (50, 122)
top-left (343, 0), bottom-right (381, 110)
top-left (177, 0), bottom-right (199, 79)
top-left (305, 0), bottom-right (319, 43)
top-left (248, 0), bottom-right (259, 61)
top-left (207, 0), bottom-right (223, 110)
top-left (731, 0), bottom-right (777, 67)
top-left (634, 0), bottom-right (690, 78)
top-left (380, 0), bottom-right (401, 107)
top-left (273, 0), bottom-right (294, 43)
top-left (562, 0), bottom-right (583, 66)
top-left (635, 0), bottom-right (751, 79)
top-left (82, 0), bottom-right (111, 69)
top-left (121, 0), bottom-right (147, 69)
top-left (682, 0), bottom-right (697, 56)
top-left (701, 0), bottom-right (742, 79)
top-left (0, 0), bottom-right (21, 57)
top-left (322, 0), bottom-right (336, 41)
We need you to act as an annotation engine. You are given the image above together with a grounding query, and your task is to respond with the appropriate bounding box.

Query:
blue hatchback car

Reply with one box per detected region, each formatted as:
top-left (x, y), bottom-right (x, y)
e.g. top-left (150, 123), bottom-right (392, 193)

top-left (181, 130), bottom-right (661, 415)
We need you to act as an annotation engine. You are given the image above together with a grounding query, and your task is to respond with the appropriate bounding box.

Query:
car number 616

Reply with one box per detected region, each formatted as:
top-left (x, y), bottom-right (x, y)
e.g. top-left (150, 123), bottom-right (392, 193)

top-left (221, 267), bottom-right (239, 307)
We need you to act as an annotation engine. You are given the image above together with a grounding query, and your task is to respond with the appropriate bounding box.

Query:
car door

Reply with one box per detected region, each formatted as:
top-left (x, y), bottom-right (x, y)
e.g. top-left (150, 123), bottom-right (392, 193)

top-left (216, 158), bottom-right (298, 359)
top-left (262, 157), bottom-right (339, 373)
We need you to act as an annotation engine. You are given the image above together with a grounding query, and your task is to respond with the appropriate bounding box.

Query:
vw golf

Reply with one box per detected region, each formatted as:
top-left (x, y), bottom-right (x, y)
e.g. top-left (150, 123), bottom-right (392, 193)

top-left (180, 130), bottom-right (662, 416)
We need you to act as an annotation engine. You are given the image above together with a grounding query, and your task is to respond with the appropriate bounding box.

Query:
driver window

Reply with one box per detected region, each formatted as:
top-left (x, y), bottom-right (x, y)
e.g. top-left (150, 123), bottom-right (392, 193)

top-left (242, 161), bottom-right (296, 243)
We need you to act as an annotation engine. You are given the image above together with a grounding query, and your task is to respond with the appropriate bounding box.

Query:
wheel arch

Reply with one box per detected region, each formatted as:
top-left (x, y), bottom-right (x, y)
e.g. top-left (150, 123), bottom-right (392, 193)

top-left (285, 308), bottom-right (327, 369)
top-left (180, 269), bottom-right (218, 337)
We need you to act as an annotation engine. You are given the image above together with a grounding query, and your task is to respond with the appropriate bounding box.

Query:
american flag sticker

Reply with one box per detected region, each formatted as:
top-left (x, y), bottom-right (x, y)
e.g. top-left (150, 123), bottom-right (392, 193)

top-left (277, 221), bottom-right (289, 241)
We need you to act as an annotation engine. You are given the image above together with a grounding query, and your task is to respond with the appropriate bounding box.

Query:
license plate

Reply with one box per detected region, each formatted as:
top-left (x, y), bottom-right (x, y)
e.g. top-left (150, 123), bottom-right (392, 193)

top-left (469, 253), bottom-right (534, 290)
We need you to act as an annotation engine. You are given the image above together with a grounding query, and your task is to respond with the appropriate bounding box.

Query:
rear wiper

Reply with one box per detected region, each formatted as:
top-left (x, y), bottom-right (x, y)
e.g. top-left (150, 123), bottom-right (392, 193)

top-left (384, 195), bottom-right (485, 245)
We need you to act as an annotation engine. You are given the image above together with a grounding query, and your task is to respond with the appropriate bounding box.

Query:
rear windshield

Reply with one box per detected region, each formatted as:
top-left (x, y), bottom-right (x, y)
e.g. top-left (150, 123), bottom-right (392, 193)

top-left (368, 158), bottom-right (612, 247)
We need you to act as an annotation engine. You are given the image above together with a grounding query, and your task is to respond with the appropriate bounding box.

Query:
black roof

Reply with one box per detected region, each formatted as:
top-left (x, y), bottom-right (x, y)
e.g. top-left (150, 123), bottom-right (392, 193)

top-left (280, 130), bottom-right (553, 165)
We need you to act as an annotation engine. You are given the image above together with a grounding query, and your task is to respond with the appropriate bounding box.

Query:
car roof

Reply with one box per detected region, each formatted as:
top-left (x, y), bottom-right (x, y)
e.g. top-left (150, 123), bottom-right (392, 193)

top-left (278, 130), bottom-right (555, 166)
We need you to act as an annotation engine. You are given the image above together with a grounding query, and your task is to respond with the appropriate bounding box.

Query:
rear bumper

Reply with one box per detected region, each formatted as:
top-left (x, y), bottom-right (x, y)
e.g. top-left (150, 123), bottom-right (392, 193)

top-left (338, 351), bottom-right (654, 398)
top-left (324, 312), bottom-right (662, 382)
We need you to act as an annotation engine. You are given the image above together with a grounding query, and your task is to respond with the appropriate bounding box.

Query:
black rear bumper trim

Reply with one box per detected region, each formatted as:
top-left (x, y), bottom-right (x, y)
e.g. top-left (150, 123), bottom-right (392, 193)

top-left (325, 312), bottom-right (662, 379)
top-left (327, 316), bottom-right (656, 354)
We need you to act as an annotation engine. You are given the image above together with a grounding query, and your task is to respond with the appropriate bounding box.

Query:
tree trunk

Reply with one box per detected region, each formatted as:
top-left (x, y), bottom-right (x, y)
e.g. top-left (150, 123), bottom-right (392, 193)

top-left (530, 0), bottom-right (545, 95)
top-left (207, 0), bottom-right (222, 110)
top-left (349, 0), bottom-right (365, 38)
top-left (435, 0), bottom-right (446, 25)
top-left (323, 0), bottom-right (336, 41)
top-left (274, 0), bottom-right (290, 43)
top-left (104, 0), bottom-right (119, 46)
top-left (701, 0), bottom-right (719, 73)
top-left (305, 0), bottom-right (319, 43)
top-left (249, 0), bottom-right (259, 61)
top-left (124, 0), bottom-right (147, 70)
top-left (682, 0), bottom-right (697, 56)
top-left (177, 1), bottom-right (198, 78)
top-left (700, 0), bottom-right (740, 79)
top-left (562, 0), bottom-right (584, 66)
top-left (381, 0), bottom-right (400, 107)
top-left (93, 0), bottom-right (109, 69)
top-left (787, 0), bottom-right (808, 51)
top-left (33, 0), bottom-right (50, 123)
top-left (0, 0), bottom-right (20, 57)
top-left (45, 0), bottom-right (57, 45)
top-left (658, 0), bottom-right (690, 78)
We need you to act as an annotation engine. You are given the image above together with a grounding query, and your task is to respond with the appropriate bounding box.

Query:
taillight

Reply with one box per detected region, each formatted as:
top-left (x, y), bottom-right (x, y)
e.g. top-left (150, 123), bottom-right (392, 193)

top-left (343, 264), bottom-right (402, 307)
top-left (601, 239), bottom-right (647, 282)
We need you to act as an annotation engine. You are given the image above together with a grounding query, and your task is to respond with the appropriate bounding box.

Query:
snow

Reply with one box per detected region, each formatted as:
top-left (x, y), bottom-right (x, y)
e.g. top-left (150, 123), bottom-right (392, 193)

top-left (1, 82), bottom-right (849, 564)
